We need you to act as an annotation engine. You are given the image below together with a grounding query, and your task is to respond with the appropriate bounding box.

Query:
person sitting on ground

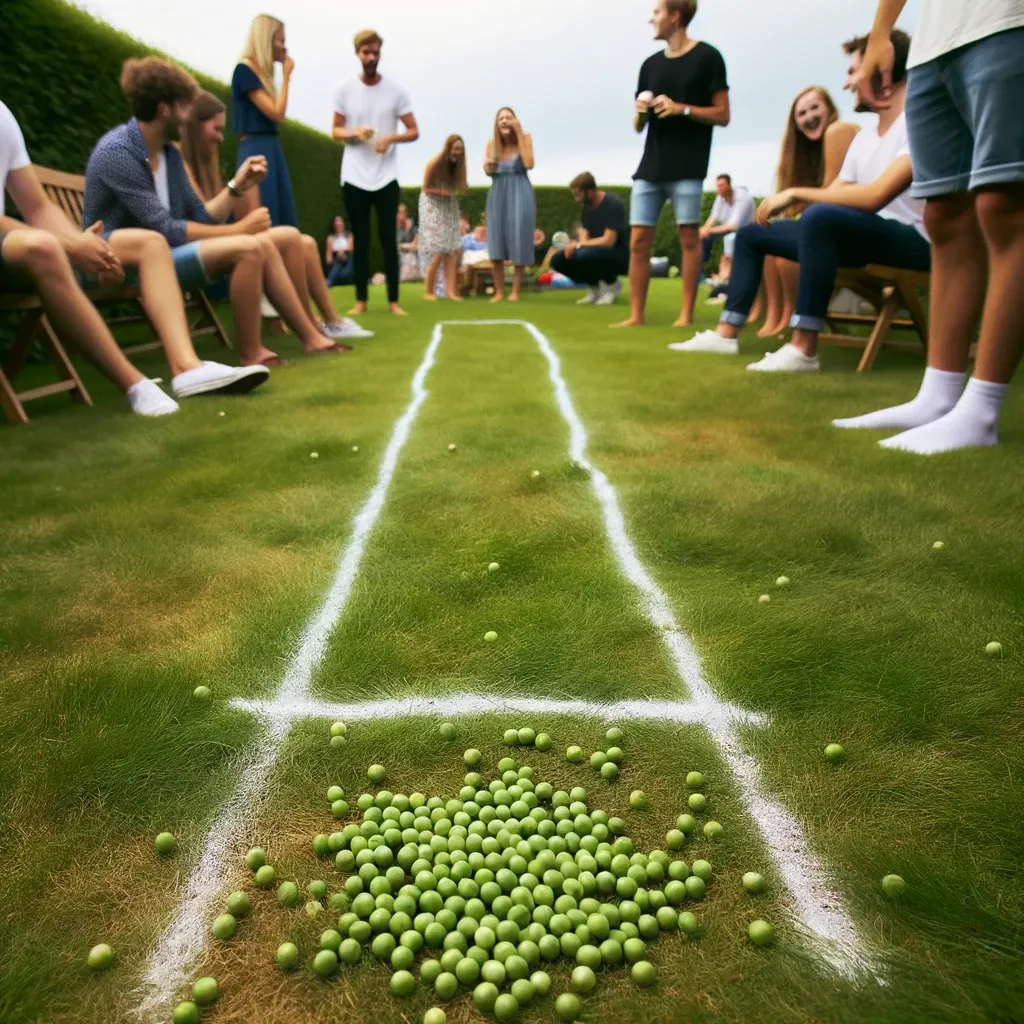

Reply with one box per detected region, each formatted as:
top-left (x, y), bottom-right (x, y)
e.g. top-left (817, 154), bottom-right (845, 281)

top-left (550, 173), bottom-right (629, 307)
top-left (670, 29), bottom-right (929, 372)
top-left (0, 100), bottom-right (266, 415)
top-left (699, 173), bottom-right (754, 288)
top-left (751, 85), bottom-right (859, 335)
top-left (84, 57), bottom-right (354, 369)
top-left (180, 91), bottom-right (369, 339)
top-left (324, 215), bottom-right (354, 286)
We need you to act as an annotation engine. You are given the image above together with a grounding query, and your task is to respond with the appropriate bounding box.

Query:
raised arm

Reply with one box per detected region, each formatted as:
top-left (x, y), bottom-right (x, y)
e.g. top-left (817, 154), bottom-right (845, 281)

top-left (515, 127), bottom-right (534, 171)
top-left (858, 0), bottom-right (910, 106)
top-left (484, 140), bottom-right (497, 177)
top-left (242, 58), bottom-right (293, 125)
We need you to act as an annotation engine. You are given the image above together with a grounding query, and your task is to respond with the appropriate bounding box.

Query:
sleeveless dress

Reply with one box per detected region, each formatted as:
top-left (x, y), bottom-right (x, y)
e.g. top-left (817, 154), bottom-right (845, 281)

top-left (418, 192), bottom-right (461, 256)
top-left (486, 153), bottom-right (536, 265)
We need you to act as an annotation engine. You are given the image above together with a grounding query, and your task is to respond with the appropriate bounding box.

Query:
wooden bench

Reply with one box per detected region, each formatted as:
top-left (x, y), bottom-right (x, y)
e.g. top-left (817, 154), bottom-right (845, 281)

top-left (820, 265), bottom-right (930, 373)
top-left (0, 164), bottom-right (231, 425)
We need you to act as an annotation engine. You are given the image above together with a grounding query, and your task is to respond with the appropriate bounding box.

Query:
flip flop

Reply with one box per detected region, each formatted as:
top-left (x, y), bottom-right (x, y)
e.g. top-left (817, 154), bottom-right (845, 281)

top-left (247, 355), bottom-right (288, 368)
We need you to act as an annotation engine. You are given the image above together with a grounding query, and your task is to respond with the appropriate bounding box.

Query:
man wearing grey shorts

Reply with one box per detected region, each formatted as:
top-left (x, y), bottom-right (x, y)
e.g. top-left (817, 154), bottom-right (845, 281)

top-left (613, 0), bottom-right (730, 329)
top-left (837, 0), bottom-right (1024, 454)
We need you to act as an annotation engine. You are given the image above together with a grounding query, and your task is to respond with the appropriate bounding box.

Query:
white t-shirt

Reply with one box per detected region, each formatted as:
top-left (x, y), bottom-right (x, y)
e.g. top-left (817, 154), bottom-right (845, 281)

top-left (0, 101), bottom-right (31, 217)
top-left (153, 156), bottom-right (171, 211)
top-left (837, 112), bottom-right (926, 239)
top-left (333, 76), bottom-right (413, 192)
top-left (909, 0), bottom-right (1024, 68)
top-left (331, 233), bottom-right (350, 255)
top-left (710, 187), bottom-right (755, 231)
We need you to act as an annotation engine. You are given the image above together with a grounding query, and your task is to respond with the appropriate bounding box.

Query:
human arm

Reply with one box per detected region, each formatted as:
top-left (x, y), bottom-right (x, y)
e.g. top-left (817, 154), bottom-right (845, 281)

top-left (509, 120), bottom-right (534, 170)
top-left (241, 58), bottom-right (293, 125)
top-left (756, 155), bottom-right (913, 223)
top-left (484, 140), bottom-right (498, 177)
top-left (325, 235), bottom-right (334, 265)
top-left (823, 122), bottom-right (859, 186)
top-left (857, 0), bottom-right (909, 106)
top-left (652, 88), bottom-right (730, 127)
top-left (374, 112), bottom-right (420, 154)
top-left (331, 112), bottom-right (375, 144)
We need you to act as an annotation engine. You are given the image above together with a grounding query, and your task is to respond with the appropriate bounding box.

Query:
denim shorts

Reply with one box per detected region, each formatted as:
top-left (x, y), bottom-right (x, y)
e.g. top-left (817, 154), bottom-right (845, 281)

top-left (907, 27), bottom-right (1024, 198)
top-left (74, 238), bottom-right (214, 292)
top-left (630, 178), bottom-right (704, 226)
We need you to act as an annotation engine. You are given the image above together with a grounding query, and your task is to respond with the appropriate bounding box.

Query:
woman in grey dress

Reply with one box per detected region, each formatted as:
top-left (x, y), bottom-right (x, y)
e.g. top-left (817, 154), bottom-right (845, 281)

top-left (485, 107), bottom-right (536, 302)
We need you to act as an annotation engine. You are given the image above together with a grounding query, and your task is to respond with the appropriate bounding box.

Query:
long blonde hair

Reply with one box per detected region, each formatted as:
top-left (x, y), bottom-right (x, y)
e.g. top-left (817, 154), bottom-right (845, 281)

top-left (240, 14), bottom-right (283, 98)
top-left (180, 92), bottom-right (226, 200)
top-left (775, 85), bottom-right (839, 191)
top-left (425, 135), bottom-right (468, 194)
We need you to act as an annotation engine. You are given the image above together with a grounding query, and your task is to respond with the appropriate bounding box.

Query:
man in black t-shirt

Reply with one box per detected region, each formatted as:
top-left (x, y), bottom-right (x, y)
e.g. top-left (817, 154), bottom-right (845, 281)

top-left (612, 0), bottom-right (730, 329)
top-left (550, 172), bottom-right (630, 306)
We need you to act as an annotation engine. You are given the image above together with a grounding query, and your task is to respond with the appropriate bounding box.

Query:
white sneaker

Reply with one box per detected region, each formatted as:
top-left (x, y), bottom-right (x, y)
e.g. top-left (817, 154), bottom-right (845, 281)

top-left (576, 288), bottom-right (600, 305)
top-left (746, 343), bottom-right (820, 373)
top-left (259, 295), bottom-right (279, 319)
top-left (667, 330), bottom-right (738, 355)
top-left (171, 361), bottom-right (270, 398)
top-left (323, 318), bottom-right (375, 340)
top-left (594, 280), bottom-right (622, 306)
top-left (127, 378), bottom-right (179, 417)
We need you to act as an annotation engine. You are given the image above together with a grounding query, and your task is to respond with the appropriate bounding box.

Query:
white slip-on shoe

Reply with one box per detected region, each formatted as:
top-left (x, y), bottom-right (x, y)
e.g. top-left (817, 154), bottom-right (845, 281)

top-left (171, 361), bottom-right (270, 398)
top-left (667, 330), bottom-right (738, 355)
top-left (575, 287), bottom-right (600, 305)
top-left (127, 378), bottom-right (179, 416)
top-left (746, 343), bottom-right (820, 373)
top-left (594, 280), bottom-right (622, 306)
top-left (323, 318), bottom-right (375, 340)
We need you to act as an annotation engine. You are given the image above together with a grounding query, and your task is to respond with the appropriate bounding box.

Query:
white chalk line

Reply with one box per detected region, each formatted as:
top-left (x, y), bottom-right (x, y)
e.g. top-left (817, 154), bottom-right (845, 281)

top-left (136, 318), bottom-right (871, 1017)
top-left (133, 325), bottom-right (445, 1018)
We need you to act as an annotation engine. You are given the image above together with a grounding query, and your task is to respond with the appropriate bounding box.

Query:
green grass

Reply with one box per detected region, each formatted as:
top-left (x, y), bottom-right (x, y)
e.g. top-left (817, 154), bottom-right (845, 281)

top-left (1, 281), bottom-right (1022, 1024)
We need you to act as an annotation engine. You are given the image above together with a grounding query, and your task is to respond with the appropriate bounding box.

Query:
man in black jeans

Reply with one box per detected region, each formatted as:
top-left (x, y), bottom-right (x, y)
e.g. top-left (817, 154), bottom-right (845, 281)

top-left (332, 28), bottom-right (419, 316)
top-left (550, 173), bottom-right (630, 307)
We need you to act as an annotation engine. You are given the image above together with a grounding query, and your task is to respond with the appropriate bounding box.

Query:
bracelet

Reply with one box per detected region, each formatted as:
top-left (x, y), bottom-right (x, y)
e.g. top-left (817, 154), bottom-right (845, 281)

top-left (226, 178), bottom-right (241, 197)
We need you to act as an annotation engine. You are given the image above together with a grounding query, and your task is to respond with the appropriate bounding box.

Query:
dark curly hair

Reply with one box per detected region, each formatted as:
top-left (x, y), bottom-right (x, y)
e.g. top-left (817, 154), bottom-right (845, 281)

top-left (120, 57), bottom-right (198, 122)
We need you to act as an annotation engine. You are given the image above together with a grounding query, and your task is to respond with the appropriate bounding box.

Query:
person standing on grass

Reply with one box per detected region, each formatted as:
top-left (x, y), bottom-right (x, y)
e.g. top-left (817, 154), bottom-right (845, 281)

top-left (667, 31), bottom-right (930, 370)
top-left (835, 0), bottom-right (1024, 454)
top-left (485, 107), bottom-right (536, 303)
top-left (332, 29), bottom-right (419, 317)
top-left (180, 92), bottom-right (371, 341)
top-left (419, 135), bottom-right (468, 302)
top-left (549, 172), bottom-right (629, 307)
top-left (613, 0), bottom-right (730, 329)
top-left (0, 101), bottom-right (266, 416)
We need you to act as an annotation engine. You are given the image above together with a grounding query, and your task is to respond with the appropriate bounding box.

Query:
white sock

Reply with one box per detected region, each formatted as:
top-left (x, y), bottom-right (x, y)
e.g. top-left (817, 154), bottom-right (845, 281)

top-left (832, 367), bottom-right (965, 430)
top-left (879, 377), bottom-right (1009, 454)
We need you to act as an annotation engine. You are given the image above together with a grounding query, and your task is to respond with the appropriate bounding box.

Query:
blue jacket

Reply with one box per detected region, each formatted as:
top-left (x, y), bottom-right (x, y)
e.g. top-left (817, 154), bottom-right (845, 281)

top-left (83, 119), bottom-right (213, 248)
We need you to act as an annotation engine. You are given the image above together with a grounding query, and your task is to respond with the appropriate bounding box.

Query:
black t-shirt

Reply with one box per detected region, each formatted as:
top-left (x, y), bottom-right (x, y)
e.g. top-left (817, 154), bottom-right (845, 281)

top-left (634, 43), bottom-right (728, 183)
top-left (582, 193), bottom-right (628, 258)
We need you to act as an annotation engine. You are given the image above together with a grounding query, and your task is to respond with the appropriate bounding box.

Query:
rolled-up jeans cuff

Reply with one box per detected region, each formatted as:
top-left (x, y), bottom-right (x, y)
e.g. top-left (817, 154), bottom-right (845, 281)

top-left (790, 313), bottom-right (825, 331)
top-left (720, 310), bottom-right (748, 328)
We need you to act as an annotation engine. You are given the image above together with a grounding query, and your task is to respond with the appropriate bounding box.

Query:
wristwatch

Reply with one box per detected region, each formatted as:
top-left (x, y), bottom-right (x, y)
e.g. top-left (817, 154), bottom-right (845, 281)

top-left (226, 178), bottom-right (241, 197)
top-left (682, 106), bottom-right (692, 118)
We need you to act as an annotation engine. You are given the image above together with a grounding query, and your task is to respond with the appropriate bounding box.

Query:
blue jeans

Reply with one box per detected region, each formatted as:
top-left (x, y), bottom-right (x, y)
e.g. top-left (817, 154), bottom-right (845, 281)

top-left (327, 259), bottom-right (354, 287)
top-left (549, 247), bottom-right (628, 286)
top-left (720, 205), bottom-right (932, 333)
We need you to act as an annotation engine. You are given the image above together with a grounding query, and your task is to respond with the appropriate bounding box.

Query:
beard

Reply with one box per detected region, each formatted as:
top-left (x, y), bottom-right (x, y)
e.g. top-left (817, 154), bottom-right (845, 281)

top-left (854, 97), bottom-right (871, 114)
top-left (361, 58), bottom-right (379, 77)
top-left (165, 116), bottom-right (182, 143)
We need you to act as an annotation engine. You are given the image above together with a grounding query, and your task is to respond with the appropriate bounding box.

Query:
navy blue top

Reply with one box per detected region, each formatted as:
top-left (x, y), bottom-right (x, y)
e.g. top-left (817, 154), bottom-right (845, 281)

top-left (231, 64), bottom-right (277, 135)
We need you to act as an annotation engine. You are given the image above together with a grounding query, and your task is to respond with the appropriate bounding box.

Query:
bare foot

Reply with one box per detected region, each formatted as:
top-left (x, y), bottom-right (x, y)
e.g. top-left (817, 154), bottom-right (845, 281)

top-left (423, 293), bottom-right (438, 302)
top-left (489, 294), bottom-right (505, 304)
top-left (304, 337), bottom-right (338, 353)
top-left (610, 317), bottom-right (644, 328)
top-left (447, 295), bottom-right (464, 303)
top-left (757, 322), bottom-right (784, 338)
top-left (671, 315), bottom-right (694, 328)
top-left (348, 302), bottom-right (368, 316)
top-left (508, 292), bottom-right (521, 303)
top-left (389, 304), bottom-right (408, 316)
top-left (244, 346), bottom-right (283, 367)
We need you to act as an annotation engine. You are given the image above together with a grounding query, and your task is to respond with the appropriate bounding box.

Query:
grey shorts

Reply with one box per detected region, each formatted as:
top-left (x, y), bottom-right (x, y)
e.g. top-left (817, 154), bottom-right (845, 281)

top-left (907, 27), bottom-right (1024, 198)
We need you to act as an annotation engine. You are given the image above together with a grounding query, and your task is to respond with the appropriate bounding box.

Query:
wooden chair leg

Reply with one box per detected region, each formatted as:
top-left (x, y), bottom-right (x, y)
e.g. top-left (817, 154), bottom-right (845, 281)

top-left (898, 280), bottom-right (929, 355)
top-left (3, 308), bottom-right (44, 383)
top-left (193, 290), bottom-right (233, 350)
top-left (0, 369), bottom-right (29, 424)
top-left (857, 291), bottom-right (899, 372)
top-left (37, 315), bottom-right (93, 405)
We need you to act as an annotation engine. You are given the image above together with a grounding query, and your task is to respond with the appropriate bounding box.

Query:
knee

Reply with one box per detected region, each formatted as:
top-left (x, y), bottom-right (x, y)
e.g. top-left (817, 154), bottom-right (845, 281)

top-left (138, 230), bottom-right (172, 261)
top-left (21, 230), bottom-right (68, 277)
top-left (236, 235), bottom-right (266, 265)
top-left (797, 204), bottom-right (835, 236)
top-left (976, 188), bottom-right (1023, 248)
top-left (679, 227), bottom-right (700, 253)
top-left (629, 230), bottom-right (653, 258)
top-left (924, 194), bottom-right (976, 245)
top-left (301, 233), bottom-right (317, 257)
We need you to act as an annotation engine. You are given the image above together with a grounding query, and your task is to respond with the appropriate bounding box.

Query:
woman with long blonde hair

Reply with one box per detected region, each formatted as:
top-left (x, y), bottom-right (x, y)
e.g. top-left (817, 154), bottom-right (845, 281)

top-left (756, 85), bottom-right (857, 337)
top-left (419, 135), bottom-right (468, 301)
top-left (181, 91), bottom-right (372, 342)
top-left (484, 107), bottom-right (536, 302)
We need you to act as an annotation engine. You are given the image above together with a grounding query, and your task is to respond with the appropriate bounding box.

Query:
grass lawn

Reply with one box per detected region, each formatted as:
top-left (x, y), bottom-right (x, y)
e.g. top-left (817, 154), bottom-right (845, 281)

top-left (1, 280), bottom-right (1022, 1024)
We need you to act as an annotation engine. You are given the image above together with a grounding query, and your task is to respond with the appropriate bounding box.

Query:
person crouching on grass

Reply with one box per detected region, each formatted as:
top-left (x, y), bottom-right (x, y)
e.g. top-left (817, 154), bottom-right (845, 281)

top-left (419, 135), bottom-right (468, 302)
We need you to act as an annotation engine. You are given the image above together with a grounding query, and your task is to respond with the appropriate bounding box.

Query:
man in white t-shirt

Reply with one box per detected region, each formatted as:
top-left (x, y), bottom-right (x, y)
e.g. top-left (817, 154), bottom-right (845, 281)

top-left (700, 174), bottom-right (755, 264)
top-left (838, 0), bottom-right (1024, 454)
top-left (671, 29), bottom-right (931, 372)
top-left (332, 28), bottom-right (419, 316)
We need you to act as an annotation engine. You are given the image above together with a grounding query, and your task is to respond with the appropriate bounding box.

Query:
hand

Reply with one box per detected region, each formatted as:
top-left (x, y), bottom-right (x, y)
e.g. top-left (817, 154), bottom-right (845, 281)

top-left (698, 225), bottom-right (711, 240)
top-left (755, 190), bottom-right (796, 226)
top-left (374, 135), bottom-right (391, 155)
top-left (484, 160), bottom-right (498, 175)
top-left (855, 35), bottom-right (895, 108)
top-left (96, 265), bottom-right (126, 288)
top-left (509, 117), bottom-right (523, 136)
top-left (68, 222), bottom-right (122, 276)
top-left (356, 125), bottom-right (375, 143)
top-left (652, 94), bottom-right (679, 118)
top-left (282, 56), bottom-right (295, 78)
top-left (239, 207), bottom-right (272, 234)
top-left (564, 242), bottom-right (577, 259)
top-left (235, 156), bottom-right (268, 191)
top-left (635, 98), bottom-right (651, 117)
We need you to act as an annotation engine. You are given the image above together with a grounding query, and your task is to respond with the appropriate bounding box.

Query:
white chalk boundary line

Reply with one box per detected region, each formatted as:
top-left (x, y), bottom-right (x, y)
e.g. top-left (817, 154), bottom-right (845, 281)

top-left (135, 319), bottom-right (870, 1018)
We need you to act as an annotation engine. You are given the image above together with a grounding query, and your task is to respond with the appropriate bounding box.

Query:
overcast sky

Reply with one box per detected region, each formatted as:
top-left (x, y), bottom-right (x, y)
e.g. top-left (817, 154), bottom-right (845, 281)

top-left (73, 0), bottom-right (919, 195)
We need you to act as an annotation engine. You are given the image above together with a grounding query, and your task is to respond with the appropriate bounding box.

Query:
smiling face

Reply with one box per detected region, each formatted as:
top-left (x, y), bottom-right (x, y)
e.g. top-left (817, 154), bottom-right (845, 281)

top-left (272, 26), bottom-right (287, 63)
top-left (449, 139), bottom-right (465, 163)
top-left (794, 89), bottom-right (830, 140)
top-left (650, 0), bottom-right (680, 41)
top-left (333, 216), bottom-right (344, 233)
top-left (844, 48), bottom-right (874, 114)
top-left (496, 108), bottom-right (517, 140)
top-left (201, 110), bottom-right (226, 149)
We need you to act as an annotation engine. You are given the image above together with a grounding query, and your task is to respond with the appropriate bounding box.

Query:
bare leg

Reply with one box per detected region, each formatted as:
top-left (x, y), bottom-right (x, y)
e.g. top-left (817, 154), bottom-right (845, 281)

top-left (758, 257), bottom-right (783, 336)
top-left (490, 260), bottom-right (506, 302)
top-left (672, 225), bottom-right (701, 327)
top-left (1, 229), bottom-right (141, 390)
top-left (199, 236), bottom-right (277, 366)
top-left (257, 236), bottom-right (335, 352)
top-left (611, 226), bottom-right (654, 327)
top-left (790, 327), bottom-right (821, 358)
top-left (106, 229), bottom-right (202, 377)
top-left (747, 279), bottom-right (766, 324)
top-left (444, 253), bottom-right (462, 301)
top-left (263, 228), bottom-right (324, 336)
top-left (424, 253), bottom-right (443, 301)
top-left (509, 265), bottom-right (524, 302)
top-left (300, 234), bottom-right (342, 325)
top-left (777, 258), bottom-right (799, 334)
